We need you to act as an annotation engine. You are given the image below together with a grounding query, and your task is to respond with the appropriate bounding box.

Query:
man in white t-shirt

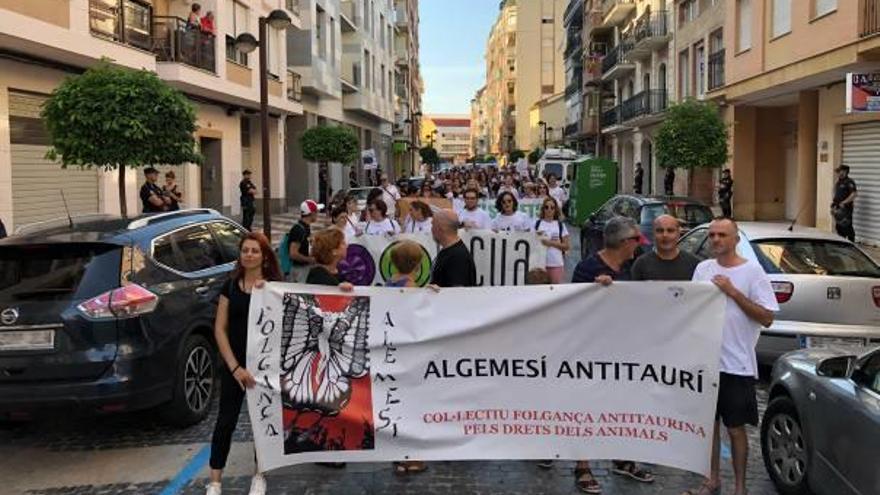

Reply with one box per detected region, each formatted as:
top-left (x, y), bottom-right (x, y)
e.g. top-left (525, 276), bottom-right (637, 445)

top-left (379, 173), bottom-right (401, 220)
top-left (688, 217), bottom-right (778, 495)
top-left (457, 188), bottom-right (492, 230)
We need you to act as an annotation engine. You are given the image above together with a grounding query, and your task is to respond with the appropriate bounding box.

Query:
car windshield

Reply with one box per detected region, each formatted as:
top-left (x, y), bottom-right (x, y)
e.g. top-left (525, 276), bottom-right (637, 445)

top-left (641, 203), bottom-right (714, 226)
top-left (543, 162), bottom-right (564, 180)
top-left (751, 239), bottom-right (880, 277)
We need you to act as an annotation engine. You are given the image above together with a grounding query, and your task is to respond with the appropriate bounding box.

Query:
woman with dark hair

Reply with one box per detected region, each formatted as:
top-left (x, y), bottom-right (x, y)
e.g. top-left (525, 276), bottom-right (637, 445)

top-left (419, 182), bottom-right (435, 199)
top-left (208, 232), bottom-right (281, 495)
top-left (360, 188), bottom-right (385, 222)
top-left (535, 197), bottom-right (570, 284)
top-left (491, 191), bottom-right (532, 232)
top-left (364, 199), bottom-right (401, 236)
top-left (163, 171), bottom-right (182, 211)
top-left (186, 3), bottom-right (202, 29)
top-left (402, 201), bottom-right (433, 234)
top-left (306, 228), bottom-right (354, 290)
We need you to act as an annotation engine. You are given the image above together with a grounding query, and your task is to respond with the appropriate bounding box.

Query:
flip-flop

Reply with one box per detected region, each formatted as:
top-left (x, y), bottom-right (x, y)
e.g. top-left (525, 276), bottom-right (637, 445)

top-left (574, 467), bottom-right (601, 494)
top-left (612, 461), bottom-right (654, 483)
top-left (681, 481), bottom-right (721, 495)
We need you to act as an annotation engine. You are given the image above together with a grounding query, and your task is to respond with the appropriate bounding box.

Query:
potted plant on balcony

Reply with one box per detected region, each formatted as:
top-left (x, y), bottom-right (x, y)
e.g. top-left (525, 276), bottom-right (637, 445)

top-left (42, 61), bottom-right (201, 218)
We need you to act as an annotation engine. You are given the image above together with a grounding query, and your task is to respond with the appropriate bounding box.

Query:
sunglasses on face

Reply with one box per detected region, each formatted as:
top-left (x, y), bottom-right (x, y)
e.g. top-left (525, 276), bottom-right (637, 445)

top-left (502, 200), bottom-right (514, 204)
top-left (543, 205), bottom-right (556, 210)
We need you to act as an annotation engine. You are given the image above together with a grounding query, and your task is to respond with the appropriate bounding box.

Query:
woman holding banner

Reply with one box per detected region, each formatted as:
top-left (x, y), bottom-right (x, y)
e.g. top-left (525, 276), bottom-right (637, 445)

top-left (402, 201), bottom-right (433, 234)
top-left (364, 199), bottom-right (401, 236)
top-left (491, 191), bottom-right (533, 232)
top-left (208, 233), bottom-right (282, 495)
top-left (306, 229), bottom-right (354, 289)
top-left (535, 197), bottom-right (570, 284)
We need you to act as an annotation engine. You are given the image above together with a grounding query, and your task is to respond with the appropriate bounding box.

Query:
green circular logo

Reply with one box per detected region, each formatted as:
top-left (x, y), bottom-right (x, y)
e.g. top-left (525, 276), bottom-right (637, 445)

top-left (379, 241), bottom-right (433, 287)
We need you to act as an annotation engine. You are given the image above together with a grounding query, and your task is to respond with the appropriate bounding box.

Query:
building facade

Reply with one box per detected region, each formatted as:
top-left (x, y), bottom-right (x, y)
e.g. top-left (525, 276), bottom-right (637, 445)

top-left (710, 0), bottom-right (880, 244)
top-left (423, 114), bottom-right (470, 165)
top-left (470, 86), bottom-right (489, 158)
top-left (0, 0), bottom-right (304, 231)
top-left (529, 92), bottom-right (566, 150)
top-left (478, 0), bottom-right (567, 158)
top-left (391, 0), bottom-right (423, 178)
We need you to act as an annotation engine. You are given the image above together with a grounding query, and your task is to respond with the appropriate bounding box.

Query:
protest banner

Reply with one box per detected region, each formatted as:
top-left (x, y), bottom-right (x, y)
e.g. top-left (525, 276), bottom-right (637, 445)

top-left (337, 231), bottom-right (546, 286)
top-left (452, 197), bottom-right (544, 221)
top-left (246, 282), bottom-right (725, 475)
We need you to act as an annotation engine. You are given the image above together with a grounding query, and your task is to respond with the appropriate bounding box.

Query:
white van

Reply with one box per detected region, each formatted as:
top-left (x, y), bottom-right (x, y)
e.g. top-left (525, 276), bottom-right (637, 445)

top-left (535, 148), bottom-right (590, 188)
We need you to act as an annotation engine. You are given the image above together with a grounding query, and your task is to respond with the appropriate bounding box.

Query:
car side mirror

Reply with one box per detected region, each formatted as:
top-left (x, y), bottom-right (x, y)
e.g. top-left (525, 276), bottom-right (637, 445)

top-left (816, 355), bottom-right (856, 379)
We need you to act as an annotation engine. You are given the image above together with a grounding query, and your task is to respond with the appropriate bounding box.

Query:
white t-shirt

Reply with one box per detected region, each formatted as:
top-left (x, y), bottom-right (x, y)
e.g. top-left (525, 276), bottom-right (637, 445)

top-left (402, 217), bottom-right (433, 234)
top-left (492, 211), bottom-right (533, 232)
top-left (457, 207), bottom-right (492, 230)
top-left (381, 185), bottom-right (401, 218)
top-left (364, 218), bottom-right (400, 236)
top-left (535, 219), bottom-right (569, 268)
top-left (549, 185), bottom-right (568, 207)
top-left (692, 259), bottom-right (779, 378)
top-left (344, 213), bottom-right (362, 241)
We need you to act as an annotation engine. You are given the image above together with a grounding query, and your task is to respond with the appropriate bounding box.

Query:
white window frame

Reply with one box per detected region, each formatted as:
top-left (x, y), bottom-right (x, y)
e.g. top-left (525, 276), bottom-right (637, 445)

top-left (814, 0), bottom-right (836, 18)
top-left (736, 0), bottom-right (752, 53)
top-left (771, 0), bottom-right (791, 39)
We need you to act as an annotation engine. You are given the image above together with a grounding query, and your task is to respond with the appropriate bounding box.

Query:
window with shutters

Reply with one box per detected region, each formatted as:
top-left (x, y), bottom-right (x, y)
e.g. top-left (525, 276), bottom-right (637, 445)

top-left (225, 0), bottom-right (250, 66)
top-left (771, 0), bottom-right (791, 38)
top-left (736, 0), bottom-right (751, 52)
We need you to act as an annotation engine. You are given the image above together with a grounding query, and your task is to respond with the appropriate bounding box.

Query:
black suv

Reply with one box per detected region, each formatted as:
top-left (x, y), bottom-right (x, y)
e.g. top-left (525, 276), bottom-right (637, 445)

top-left (0, 209), bottom-right (245, 426)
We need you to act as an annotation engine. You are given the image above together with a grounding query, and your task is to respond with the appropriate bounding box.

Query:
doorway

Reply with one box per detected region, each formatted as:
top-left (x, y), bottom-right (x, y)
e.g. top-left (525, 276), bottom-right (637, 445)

top-left (200, 137), bottom-right (223, 210)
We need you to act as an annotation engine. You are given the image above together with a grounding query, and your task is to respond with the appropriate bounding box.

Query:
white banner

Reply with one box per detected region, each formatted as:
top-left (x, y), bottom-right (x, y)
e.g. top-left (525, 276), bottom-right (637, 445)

top-left (452, 198), bottom-right (544, 221)
top-left (337, 231), bottom-right (546, 287)
top-left (247, 282), bottom-right (725, 476)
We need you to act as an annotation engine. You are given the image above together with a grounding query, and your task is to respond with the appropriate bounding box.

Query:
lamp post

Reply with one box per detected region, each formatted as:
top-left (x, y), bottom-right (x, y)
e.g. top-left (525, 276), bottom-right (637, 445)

top-left (234, 9), bottom-right (292, 239)
top-left (406, 110), bottom-right (422, 176)
top-left (538, 120), bottom-right (549, 150)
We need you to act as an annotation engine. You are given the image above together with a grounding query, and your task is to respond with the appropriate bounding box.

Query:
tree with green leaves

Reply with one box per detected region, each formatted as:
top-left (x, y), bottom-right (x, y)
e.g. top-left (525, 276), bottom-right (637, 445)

top-left (419, 146), bottom-right (440, 168)
top-left (655, 99), bottom-right (728, 193)
top-left (301, 125), bottom-right (360, 203)
top-left (42, 62), bottom-right (201, 218)
top-left (528, 147), bottom-right (543, 165)
top-left (508, 149), bottom-right (526, 163)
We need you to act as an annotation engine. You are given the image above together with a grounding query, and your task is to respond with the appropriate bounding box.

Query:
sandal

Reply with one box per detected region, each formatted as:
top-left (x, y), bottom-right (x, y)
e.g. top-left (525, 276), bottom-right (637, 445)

top-left (612, 461), bottom-right (654, 483)
top-left (574, 467), bottom-right (601, 494)
top-left (681, 481), bottom-right (721, 495)
top-left (393, 461), bottom-right (428, 474)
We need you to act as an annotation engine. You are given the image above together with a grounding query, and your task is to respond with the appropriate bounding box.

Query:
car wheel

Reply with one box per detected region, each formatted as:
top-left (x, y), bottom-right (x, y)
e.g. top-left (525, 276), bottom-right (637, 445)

top-left (161, 334), bottom-right (215, 427)
top-left (761, 396), bottom-right (812, 495)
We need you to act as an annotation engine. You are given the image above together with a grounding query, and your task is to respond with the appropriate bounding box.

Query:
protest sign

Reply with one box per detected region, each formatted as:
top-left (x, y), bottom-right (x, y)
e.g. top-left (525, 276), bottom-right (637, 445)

top-left (247, 282), bottom-right (725, 475)
top-left (337, 231), bottom-right (546, 287)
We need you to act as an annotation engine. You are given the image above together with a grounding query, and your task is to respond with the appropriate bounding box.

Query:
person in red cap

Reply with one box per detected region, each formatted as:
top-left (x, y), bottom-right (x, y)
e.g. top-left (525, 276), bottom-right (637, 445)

top-left (287, 199), bottom-right (323, 282)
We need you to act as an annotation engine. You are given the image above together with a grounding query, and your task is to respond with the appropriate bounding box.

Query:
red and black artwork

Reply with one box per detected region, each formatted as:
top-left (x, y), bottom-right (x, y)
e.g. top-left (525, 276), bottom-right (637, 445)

top-left (280, 293), bottom-right (374, 454)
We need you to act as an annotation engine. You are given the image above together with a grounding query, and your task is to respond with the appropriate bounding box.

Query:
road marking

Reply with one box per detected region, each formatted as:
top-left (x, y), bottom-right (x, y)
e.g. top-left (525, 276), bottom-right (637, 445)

top-left (159, 444), bottom-right (211, 495)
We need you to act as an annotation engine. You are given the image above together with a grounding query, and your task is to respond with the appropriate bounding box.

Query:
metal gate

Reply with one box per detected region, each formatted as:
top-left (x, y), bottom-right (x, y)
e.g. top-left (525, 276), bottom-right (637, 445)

top-left (841, 121), bottom-right (880, 246)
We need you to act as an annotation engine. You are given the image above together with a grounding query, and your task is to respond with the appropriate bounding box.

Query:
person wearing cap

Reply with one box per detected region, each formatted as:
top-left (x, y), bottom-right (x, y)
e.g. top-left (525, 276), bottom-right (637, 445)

top-left (832, 165), bottom-right (857, 242)
top-left (239, 170), bottom-right (257, 231)
top-left (287, 200), bottom-right (322, 282)
top-left (140, 167), bottom-right (168, 213)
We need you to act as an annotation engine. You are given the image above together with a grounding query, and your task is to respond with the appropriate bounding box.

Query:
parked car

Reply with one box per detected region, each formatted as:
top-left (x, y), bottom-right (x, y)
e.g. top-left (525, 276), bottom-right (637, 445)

top-left (761, 346), bottom-right (880, 495)
top-left (678, 222), bottom-right (880, 364)
top-left (580, 195), bottom-right (714, 258)
top-left (0, 209), bottom-right (246, 425)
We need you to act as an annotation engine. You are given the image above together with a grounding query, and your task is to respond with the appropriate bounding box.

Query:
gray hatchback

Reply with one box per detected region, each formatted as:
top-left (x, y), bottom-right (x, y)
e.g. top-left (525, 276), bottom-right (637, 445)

top-left (762, 346), bottom-right (880, 495)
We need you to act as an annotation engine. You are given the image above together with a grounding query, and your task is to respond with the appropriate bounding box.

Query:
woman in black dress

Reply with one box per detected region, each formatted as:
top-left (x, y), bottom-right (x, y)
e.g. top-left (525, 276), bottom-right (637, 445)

top-left (207, 232), bottom-right (281, 495)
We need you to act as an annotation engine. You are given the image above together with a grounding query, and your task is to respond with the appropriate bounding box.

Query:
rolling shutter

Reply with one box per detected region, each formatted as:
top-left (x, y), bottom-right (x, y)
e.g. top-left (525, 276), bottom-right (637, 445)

top-left (841, 121), bottom-right (880, 246)
top-left (9, 91), bottom-right (100, 229)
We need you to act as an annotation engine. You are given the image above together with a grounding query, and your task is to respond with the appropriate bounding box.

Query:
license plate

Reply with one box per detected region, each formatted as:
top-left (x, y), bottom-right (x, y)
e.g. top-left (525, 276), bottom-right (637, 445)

top-left (804, 336), bottom-right (869, 352)
top-left (0, 330), bottom-right (55, 351)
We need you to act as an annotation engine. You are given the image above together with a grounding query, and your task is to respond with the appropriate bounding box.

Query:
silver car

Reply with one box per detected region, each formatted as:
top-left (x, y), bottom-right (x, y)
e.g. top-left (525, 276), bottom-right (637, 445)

top-left (679, 222), bottom-right (880, 364)
top-left (761, 346), bottom-right (880, 495)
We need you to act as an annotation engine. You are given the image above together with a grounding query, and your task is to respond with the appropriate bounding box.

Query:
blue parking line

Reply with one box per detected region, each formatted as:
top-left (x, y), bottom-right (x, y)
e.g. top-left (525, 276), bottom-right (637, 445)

top-left (159, 444), bottom-right (211, 495)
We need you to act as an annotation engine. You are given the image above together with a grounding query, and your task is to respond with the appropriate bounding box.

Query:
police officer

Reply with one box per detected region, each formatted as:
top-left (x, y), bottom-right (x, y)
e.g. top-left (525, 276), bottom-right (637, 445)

top-left (239, 170), bottom-right (257, 231)
top-left (140, 167), bottom-right (168, 213)
top-left (718, 169), bottom-right (734, 218)
top-left (633, 162), bottom-right (644, 195)
top-left (832, 165), bottom-right (857, 242)
top-left (664, 167), bottom-right (675, 196)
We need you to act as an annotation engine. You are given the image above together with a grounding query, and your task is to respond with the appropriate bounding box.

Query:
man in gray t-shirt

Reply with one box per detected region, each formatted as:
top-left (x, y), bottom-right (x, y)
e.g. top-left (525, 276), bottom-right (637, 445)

top-left (631, 215), bottom-right (700, 281)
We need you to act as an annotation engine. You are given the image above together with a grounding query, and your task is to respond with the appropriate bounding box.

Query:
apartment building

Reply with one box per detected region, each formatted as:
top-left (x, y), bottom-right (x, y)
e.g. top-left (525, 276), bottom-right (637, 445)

top-left (562, 0), bottom-right (594, 152)
top-left (478, 0), bottom-right (566, 158)
top-left (286, 0), bottom-right (410, 204)
top-left (710, 0), bottom-right (880, 244)
top-left (391, 0), bottom-right (422, 178)
top-left (422, 114), bottom-right (470, 165)
top-left (529, 92), bottom-right (566, 150)
top-left (0, 0), bottom-right (304, 231)
top-left (470, 86), bottom-right (488, 157)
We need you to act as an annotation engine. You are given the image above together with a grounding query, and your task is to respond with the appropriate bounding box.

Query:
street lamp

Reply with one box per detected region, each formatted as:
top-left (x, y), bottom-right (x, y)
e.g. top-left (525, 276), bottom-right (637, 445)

top-left (538, 120), bottom-right (549, 150)
top-left (234, 8), bottom-right (292, 239)
top-left (406, 110), bottom-right (422, 176)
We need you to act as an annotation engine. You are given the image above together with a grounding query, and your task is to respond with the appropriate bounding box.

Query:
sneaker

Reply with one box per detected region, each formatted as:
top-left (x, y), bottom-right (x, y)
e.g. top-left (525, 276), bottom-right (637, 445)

top-left (248, 473), bottom-right (266, 495)
top-left (205, 482), bottom-right (222, 495)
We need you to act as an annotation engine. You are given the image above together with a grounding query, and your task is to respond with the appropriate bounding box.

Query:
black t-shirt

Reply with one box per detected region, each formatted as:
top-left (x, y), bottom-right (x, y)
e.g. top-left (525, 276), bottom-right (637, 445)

top-left (140, 182), bottom-right (165, 213)
top-left (719, 177), bottom-right (734, 200)
top-left (572, 253), bottom-right (631, 283)
top-left (634, 168), bottom-right (643, 185)
top-left (288, 221), bottom-right (311, 266)
top-left (431, 239), bottom-right (477, 287)
top-left (306, 266), bottom-right (342, 286)
top-left (240, 179), bottom-right (256, 207)
top-left (833, 178), bottom-right (857, 211)
top-left (221, 278), bottom-right (251, 366)
top-left (631, 251), bottom-right (700, 281)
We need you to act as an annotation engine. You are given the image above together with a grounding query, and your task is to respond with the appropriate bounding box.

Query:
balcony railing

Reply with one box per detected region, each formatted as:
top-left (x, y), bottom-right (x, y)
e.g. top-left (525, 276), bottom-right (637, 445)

top-left (564, 121), bottom-right (582, 137)
top-left (564, 32), bottom-right (583, 57)
top-left (89, 0), bottom-right (153, 51)
top-left (287, 70), bottom-right (302, 102)
top-left (620, 90), bottom-right (667, 122)
top-left (634, 11), bottom-right (669, 44)
top-left (708, 49), bottom-right (725, 91)
top-left (601, 41), bottom-right (632, 74)
top-left (862, 0), bottom-right (880, 37)
top-left (153, 16), bottom-right (216, 73)
top-left (565, 75), bottom-right (583, 96)
top-left (601, 105), bottom-right (620, 127)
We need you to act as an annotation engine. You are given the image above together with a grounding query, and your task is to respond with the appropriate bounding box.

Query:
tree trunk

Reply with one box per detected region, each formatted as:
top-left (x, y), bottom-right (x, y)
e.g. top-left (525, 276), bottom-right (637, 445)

top-left (118, 166), bottom-right (128, 219)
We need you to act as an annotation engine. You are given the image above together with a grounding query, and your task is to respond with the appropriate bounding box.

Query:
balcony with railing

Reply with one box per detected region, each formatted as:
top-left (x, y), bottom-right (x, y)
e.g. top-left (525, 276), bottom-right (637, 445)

top-left (564, 121), bottom-right (582, 138)
top-left (708, 49), bottom-right (725, 91)
top-left (585, 8), bottom-right (608, 34)
top-left (287, 70), bottom-right (302, 102)
top-left (620, 90), bottom-right (667, 124)
top-left (601, 0), bottom-right (635, 27)
top-left (153, 16), bottom-right (216, 73)
top-left (89, 0), bottom-right (153, 51)
top-left (564, 31), bottom-right (583, 58)
top-left (861, 0), bottom-right (880, 37)
top-left (601, 40), bottom-right (634, 80)
top-left (600, 105), bottom-right (621, 128)
top-left (395, 8), bottom-right (409, 30)
top-left (628, 11), bottom-right (670, 60)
